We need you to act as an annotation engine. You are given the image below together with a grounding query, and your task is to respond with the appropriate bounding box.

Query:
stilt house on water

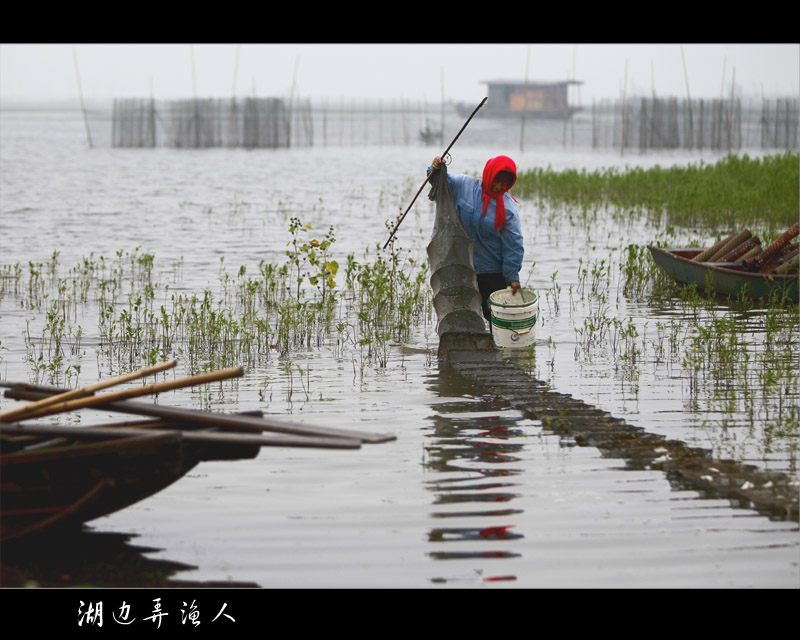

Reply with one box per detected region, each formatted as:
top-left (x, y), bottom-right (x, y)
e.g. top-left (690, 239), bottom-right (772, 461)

top-left (456, 79), bottom-right (583, 119)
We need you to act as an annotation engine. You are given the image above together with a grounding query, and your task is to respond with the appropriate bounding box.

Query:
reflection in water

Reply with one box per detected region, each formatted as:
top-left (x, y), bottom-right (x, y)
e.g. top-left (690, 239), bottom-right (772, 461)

top-left (1, 526), bottom-right (259, 588)
top-left (424, 369), bottom-right (542, 582)
top-left (2, 112), bottom-right (797, 587)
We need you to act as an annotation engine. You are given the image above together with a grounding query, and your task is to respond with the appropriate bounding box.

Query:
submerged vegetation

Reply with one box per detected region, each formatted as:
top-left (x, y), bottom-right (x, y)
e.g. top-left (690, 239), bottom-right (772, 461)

top-left (519, 152), bottom-right (799, 469)
top-left (0, 220), bottom-right (432, 397)
top-left (1, 151), bottom-right (797, 471)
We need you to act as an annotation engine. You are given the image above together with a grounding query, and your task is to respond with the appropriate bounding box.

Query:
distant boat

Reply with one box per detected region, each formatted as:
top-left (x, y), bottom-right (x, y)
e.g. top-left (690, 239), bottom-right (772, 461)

top-left (419, 124), bottom-right (441, 145)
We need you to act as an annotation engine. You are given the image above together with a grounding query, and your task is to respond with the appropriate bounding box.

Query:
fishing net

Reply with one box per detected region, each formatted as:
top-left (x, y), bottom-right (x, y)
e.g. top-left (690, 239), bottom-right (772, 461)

top-left (426, 165), bottom-right (492, 350)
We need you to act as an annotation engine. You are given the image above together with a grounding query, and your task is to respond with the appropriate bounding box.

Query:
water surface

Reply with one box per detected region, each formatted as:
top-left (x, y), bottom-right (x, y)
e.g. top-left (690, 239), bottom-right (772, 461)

top-left (1, 110), bottom-right (797, 588)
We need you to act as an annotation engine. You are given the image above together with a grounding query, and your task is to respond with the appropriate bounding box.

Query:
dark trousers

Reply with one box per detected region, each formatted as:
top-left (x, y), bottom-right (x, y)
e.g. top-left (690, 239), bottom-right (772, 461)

top-left (477, 272), bottom-right (507, 321)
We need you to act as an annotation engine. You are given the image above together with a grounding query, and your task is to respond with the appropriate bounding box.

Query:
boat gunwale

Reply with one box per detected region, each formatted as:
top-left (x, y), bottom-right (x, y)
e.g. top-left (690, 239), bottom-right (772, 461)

top-left (647, 245), bottom-right (798, 282)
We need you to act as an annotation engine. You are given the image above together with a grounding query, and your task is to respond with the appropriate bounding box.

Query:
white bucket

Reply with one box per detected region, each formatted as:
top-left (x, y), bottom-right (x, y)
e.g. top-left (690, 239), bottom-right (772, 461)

top-left (488, 287), bottom-right (538, 348)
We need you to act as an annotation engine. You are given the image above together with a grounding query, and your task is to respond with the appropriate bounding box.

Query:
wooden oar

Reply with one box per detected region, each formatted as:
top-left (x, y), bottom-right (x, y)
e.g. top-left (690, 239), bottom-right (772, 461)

top-left (1, 366), bottom-right (244, 422)
top-left (0, 423), bottom-right (362, 450)
top-left (4, 385), bottom-right (396, 444)
top-left (0, 360), bottom-right (177, 423)
top-left (7, 410), bottom-right (266, 452)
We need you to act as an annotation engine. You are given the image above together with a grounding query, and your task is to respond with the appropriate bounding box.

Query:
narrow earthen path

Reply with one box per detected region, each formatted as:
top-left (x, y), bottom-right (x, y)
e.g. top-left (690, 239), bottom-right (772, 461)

top-left (442, 350), bottom-right (798, 522)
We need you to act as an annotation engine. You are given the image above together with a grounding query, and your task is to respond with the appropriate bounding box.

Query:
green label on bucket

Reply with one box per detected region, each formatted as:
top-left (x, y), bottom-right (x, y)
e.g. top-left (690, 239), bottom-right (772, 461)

top-left (491, 314), bottom-right (537, 331)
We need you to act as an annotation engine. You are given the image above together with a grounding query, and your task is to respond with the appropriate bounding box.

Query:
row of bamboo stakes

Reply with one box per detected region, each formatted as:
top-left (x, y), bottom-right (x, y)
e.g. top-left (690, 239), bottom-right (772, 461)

top-left (0, 361), bottom-right (396, 451)
top-left (692, 222), bottom-right (799, 275)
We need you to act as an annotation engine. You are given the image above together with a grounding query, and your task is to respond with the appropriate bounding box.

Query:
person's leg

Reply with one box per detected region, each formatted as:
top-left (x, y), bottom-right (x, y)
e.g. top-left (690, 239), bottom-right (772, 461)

top-left (476, 273), bottom-right (507, 321)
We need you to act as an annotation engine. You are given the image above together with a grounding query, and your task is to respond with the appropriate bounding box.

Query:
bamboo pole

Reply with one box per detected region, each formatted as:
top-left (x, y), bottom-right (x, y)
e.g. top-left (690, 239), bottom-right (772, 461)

top-left (0, 423), bottom-right (362, 450)
top-left (520, 45), bottom-right (530, 153)
top-left (9, 410), bottom-right (265, 452)
top-left (728, 67), bottom-right (736, 154)
top-left (620, 59), bottom-right (628, 156)
top-left (440, 66), bottom-right (445, 147)
top-left (3, 386), bottom-right (396, 444)
top-left (680, 45), bottom-right (694, 147)
top-left (2, 366), bottom-right (244, 422)
top-left (72, 45), bottom-right (93, 149)
top-left (232, 44), bottom-right (240, 98)
top-left (570, 45), bottom-right (577, 147)
top-left (0, 360), bottom-right (177, 423)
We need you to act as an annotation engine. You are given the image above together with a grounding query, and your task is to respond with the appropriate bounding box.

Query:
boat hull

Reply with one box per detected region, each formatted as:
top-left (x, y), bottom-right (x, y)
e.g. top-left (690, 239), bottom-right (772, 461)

top-left (1, 432), bottom-right (197, 542)
top-left (648, 246), bottom-right (798, 303)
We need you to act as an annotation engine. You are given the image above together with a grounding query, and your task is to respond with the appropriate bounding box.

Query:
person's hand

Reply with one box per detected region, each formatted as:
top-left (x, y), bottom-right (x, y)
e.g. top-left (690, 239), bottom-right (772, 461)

top-left (510, 281), bottom-right (521, 295)
top-left (432, 156), bottom-right (442, 170)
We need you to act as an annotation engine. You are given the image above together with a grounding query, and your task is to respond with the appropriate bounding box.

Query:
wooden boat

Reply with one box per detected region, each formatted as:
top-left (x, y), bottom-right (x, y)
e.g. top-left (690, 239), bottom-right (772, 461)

top-left (1, 429), bottom-right (210, 542)
top-left (647, 246), bottom-right (798, 303)
top-left (0, 363), bottom-right (396, 542)
top-left (419, 125), bottom-right (441, 146)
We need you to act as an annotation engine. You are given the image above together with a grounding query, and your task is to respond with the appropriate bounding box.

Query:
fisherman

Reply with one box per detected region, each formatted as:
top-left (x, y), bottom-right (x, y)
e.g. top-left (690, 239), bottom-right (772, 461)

top-left (429, 155), bottom-right (524, 321)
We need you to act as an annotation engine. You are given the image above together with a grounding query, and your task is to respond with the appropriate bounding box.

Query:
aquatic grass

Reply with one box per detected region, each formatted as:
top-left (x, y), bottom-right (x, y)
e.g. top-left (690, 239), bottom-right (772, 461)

top-left (566, 249), bottom-right (798, 466)
top-left (516, 152), bottom-right (799, 235)
top-left (6, 214), bottom-right (434, 387)
top-left (525, 159), bottom-right (799, 468)
top-left (620, 243), bottom-right (678, 301)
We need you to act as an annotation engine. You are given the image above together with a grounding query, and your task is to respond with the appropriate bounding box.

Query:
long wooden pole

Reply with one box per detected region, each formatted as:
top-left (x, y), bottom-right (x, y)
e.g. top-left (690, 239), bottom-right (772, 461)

top-left (4, 386), bottom-right (396, 444)
top-left (440, 66), bottom-right (445, 147)
top-left (620, 59), bottom-right (628, 157)
top-left (0, 360), bottom-right (177, 422)
top-left (1, 366), bottom-right (244, 422)
top-left (0, 423), bottom-right (362, 450)
top-left (383, 96), bottom-right (487, 249)
top-left (7, 410), bottom-right (264, 453)
top-left (72, 45), bottom-right (93, 149)
top-left (520, 45), bottom-right (530, 153)
top-left (680, 44), bottom-right (694, 146)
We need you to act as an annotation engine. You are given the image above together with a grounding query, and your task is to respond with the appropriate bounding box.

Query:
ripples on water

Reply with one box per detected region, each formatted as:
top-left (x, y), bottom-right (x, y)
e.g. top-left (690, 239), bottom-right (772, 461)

top-left (0, 110), bottom-right (797, 589)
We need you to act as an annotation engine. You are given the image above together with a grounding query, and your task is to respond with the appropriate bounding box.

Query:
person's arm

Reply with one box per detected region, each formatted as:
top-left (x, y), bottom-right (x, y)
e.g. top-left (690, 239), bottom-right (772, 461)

top-left (500, 205), bottom-right (524, 294)
top-left (427, 156), bottom-right (444, 177)
top-left (427, 156), bottom-right (471, 201)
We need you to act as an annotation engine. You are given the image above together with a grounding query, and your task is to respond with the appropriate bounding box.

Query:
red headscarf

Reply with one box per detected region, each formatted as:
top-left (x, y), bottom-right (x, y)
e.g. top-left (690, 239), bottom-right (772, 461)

top-left (481, 155), bottom-right (517, 231)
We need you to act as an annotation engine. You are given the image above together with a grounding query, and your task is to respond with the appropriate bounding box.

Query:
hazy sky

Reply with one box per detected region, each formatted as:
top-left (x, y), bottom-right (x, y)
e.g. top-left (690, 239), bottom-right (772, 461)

top-left (1, 43), bottom-right (798, 105)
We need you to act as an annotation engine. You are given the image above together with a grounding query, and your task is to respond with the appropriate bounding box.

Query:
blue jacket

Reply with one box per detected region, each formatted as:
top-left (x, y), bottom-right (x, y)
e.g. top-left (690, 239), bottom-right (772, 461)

top-left (430, 167), bottom-right (524, 283)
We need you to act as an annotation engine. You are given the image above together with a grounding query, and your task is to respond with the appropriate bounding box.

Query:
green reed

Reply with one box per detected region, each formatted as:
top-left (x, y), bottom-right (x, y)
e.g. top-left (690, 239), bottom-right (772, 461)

top-left (525, 153), bottom-right (799, 468)
top-left (564, 244), bottom-right (798, 465)
top-left (4, 216), bottom-right (433, 387)
top-left (516, 152), bottom-right (798, 236)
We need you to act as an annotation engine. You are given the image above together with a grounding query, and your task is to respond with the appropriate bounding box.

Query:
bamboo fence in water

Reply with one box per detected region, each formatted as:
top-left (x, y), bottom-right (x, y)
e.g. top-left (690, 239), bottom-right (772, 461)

top-left (108, 96), bottom-right (798, 151)
top-left (590, 97), bottom-right (798, 152)
top-left (111, 97), bottom-right (309, 149)
top-left (110, 96), bottom-right (425, 149)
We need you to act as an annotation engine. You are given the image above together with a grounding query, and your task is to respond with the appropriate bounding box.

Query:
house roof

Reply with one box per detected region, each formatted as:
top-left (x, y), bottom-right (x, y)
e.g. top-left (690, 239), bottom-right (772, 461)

top-left (481, 79), bottom-right (584, 87)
